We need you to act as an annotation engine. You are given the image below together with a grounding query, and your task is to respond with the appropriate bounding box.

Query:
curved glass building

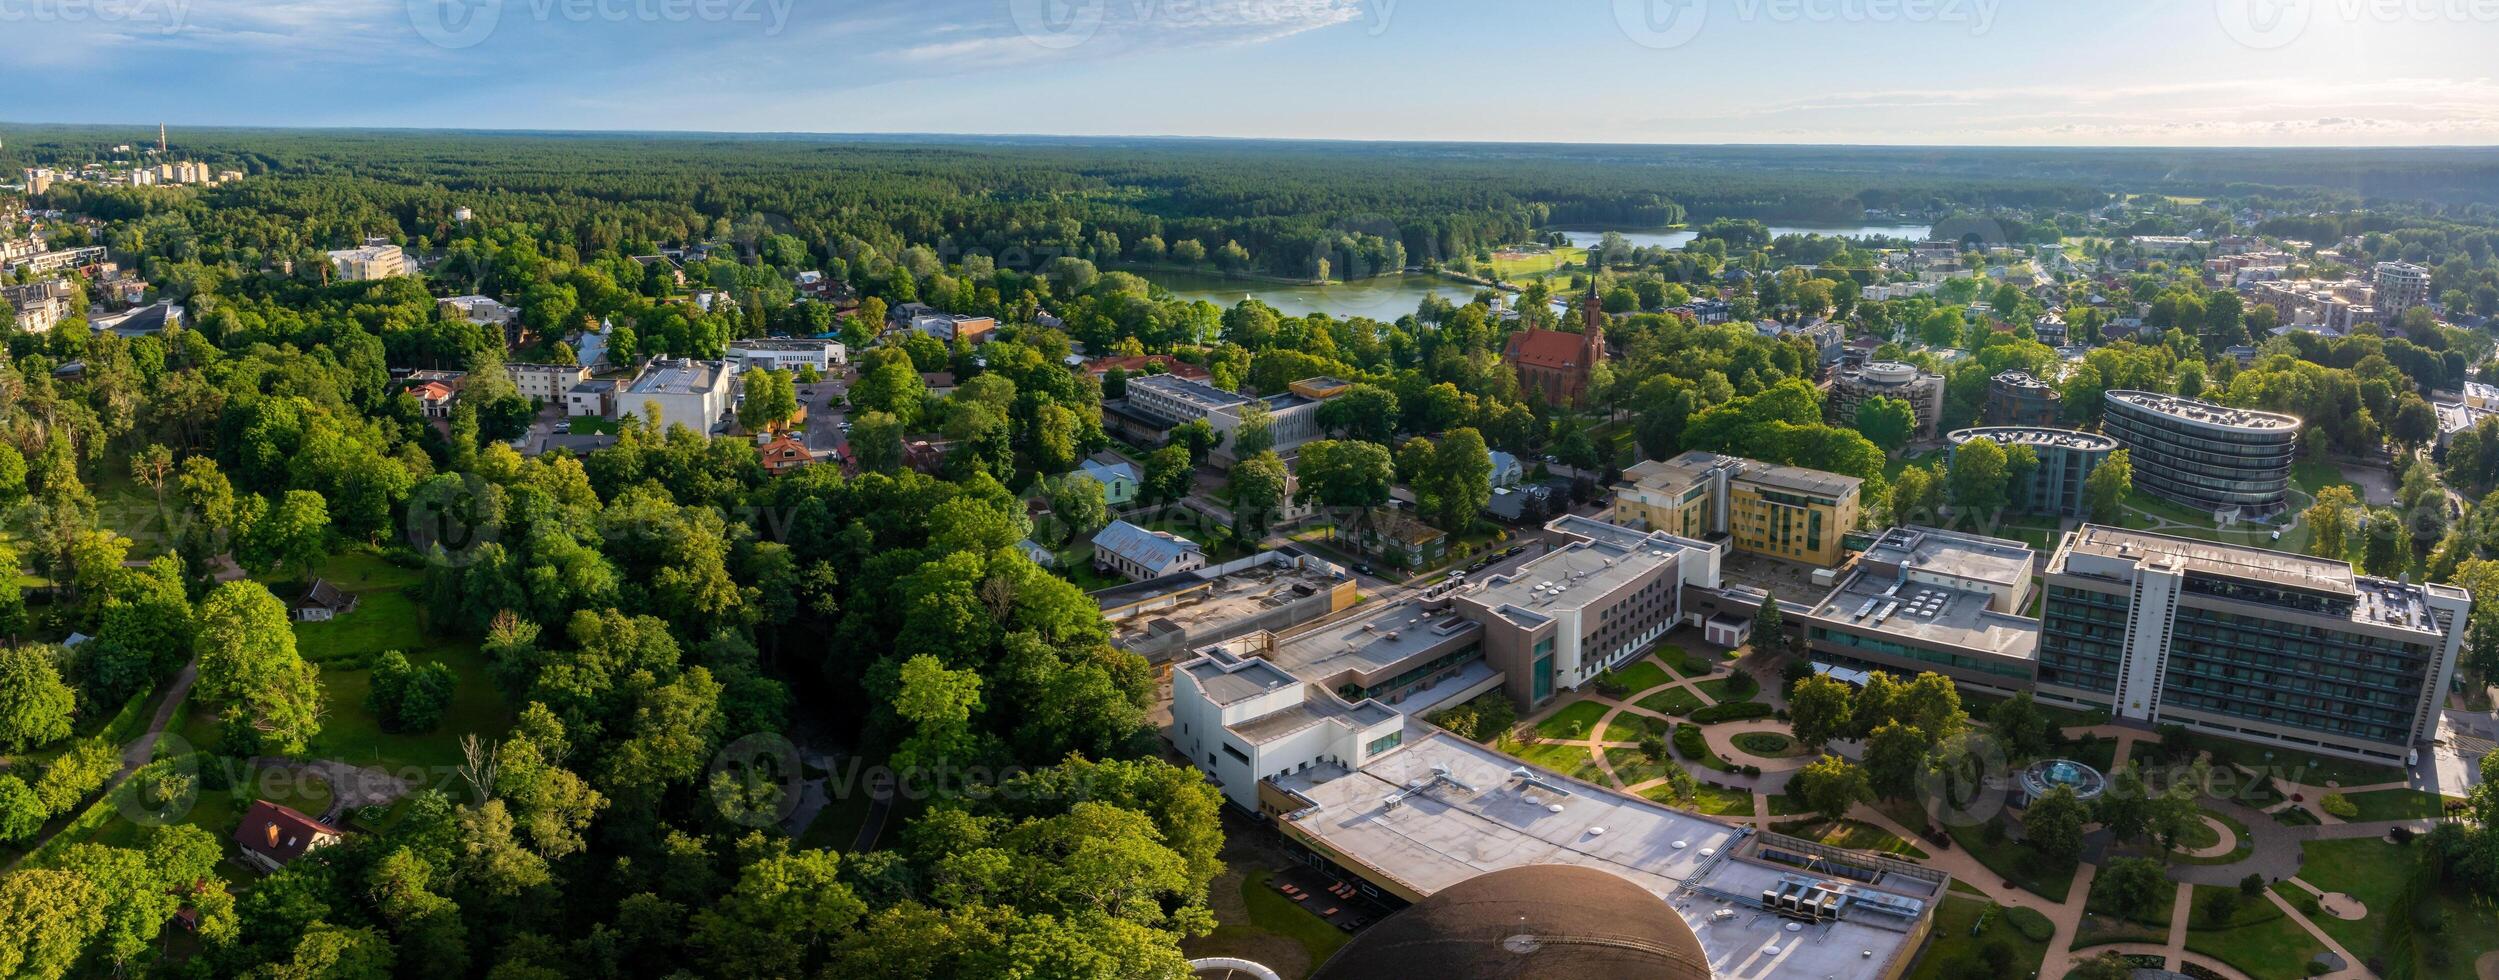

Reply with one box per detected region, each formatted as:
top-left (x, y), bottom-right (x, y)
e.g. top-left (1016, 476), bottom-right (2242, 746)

top-left (2101, 390), bottom-right (2300, 518)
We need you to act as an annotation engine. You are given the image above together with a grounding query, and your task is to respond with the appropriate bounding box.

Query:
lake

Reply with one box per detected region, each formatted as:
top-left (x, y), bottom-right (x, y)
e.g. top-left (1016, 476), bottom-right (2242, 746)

top-left (1555, 223), bottom-right (1934, 251)
top-left (1136, 269), bottom-right (1511, 321)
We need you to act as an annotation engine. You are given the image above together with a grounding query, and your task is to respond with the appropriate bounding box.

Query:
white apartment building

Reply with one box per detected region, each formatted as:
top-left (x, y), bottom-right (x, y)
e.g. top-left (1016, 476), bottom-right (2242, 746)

top-left (726, 338), bottom-right (847, 373)
top-left (624, 358), bottom-right (734, 432)
top-left (507, 362), bottom-right (591, 404)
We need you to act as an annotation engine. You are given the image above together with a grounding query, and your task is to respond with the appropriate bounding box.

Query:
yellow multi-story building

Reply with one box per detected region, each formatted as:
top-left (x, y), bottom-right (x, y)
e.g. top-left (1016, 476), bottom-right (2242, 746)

top-left (1612, 450), bottom-right (1863, 567)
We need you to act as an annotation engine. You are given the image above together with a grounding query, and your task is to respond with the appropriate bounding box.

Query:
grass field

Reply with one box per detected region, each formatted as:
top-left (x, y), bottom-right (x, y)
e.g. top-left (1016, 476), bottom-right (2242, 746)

top-left (2171, 805), bottom-right (2254, 866)
top-left (1693, 676), bottom-right (1760, 705)
top-left (1203, 871), bottom-right (1351, 978)
top-left (1514, 740), bottom-right (1603, 783)
top-left (1635, 687), bottom-right (1705, 717)
top-left (1600, 744), bottom-right (1678, 788)
top-left (1644, 779), bottom-right (1754, 816)
top-left (2182, 883), bottom-right (2326, 980)
top-left (1532, 700), bottom-right (1612, 740)
top-left (1731, 732), bottom-right (1806, 758)
top-left (2200, 738), bottom-right (2406, 788)
top-left (2341, 788), bottom-right (2450, 822)
top-left (2290, 836), bottom-right (2499, 978)
top-left (2075, 869), bottom-right (2176, 949)
top-left (1597, 660), bottom-right (1672, 696)
top-left (1904, 895), bottom-right (2051, 980)
top-left (1943, 816), bottom-right (2077, 902)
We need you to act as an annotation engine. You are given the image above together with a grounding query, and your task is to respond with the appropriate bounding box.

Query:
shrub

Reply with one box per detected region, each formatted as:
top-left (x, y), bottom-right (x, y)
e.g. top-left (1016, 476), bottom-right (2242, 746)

top-left (2003, 906), bottom-right (2055, 943)
top-left (2202, 889), bottom-right (2242, 926)
top-left (1691, 701), bottom-right (1775, 724)
top-left (2238, 873), bottom-right (2265, 897)
top-left (2319, 793), bottom-right (2358, 819)
top-left (1671, 723), bottom-right (1708, 761)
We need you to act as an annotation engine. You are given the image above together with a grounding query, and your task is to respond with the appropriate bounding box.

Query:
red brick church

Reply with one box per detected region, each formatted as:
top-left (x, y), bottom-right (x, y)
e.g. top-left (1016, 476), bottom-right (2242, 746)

top-left (1504, 280), bottom-right (1607, 408)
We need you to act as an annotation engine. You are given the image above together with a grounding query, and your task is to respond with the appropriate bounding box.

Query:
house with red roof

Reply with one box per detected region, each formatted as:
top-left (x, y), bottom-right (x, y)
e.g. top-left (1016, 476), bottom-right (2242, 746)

top-left (234, 800), bottom-right (347, 874)
top-left (758, 434), bottom-right (814, 477)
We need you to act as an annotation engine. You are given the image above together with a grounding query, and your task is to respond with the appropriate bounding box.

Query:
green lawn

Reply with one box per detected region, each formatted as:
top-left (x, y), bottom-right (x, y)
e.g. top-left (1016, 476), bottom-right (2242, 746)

top-left (1693, 676), bottom-right (1760, 705)
top-left (1600, 745), bottom-right (1679, 788)
top-left (1904, 895), bottom-right (2050, 980)
top-left (1644, 780), bottom-right (1754, 817)
top-left (295, 590), bottom-right (430, 667)
top-left (2182, 884), bottom-right (2326, 980)
top-left (2171, 805), bottom-right (2254, 866)
top-left (1203, 870), bottom-right (1351, 977)
top-left (2200, 739), bottom-right (2405, 789)
top-left (1514, 741), bottom-right (1604, 783)
top-left (1597, 661), bottom-right (1672, 697)
top-left (1532, 700), bottom-right (1612, 740)
top-left (2290, 836), bottom-right (2499, 978)
top-left (2341, 788), bottom-right (2450, 822)
top-left (1635, 687), bottom-right (1705, 717)
top-left (2075, 869), bottom-right (2176, 949)
top-left (1943, 816), bottom-right (2076, 902)
top-left (304, 640), bottom-right (510, 772)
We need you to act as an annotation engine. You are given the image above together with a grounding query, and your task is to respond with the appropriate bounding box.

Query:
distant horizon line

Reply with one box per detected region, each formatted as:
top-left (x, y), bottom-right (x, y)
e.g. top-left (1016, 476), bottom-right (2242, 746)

top-left (1, 121), bottom-right (2495, 153)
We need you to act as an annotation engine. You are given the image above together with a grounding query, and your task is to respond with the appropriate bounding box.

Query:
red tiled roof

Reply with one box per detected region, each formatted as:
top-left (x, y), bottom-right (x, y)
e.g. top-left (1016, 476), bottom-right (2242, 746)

top-left (234, 800), bottom-right (344, 866)
top-left (1505, 329), bottom-right (1589, 370)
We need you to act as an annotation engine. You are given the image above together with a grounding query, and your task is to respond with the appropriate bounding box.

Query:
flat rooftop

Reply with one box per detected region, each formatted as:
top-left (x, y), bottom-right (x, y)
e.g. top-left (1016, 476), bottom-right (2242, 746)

top-left (627, 359), bottom-right (726, 395)
top-left (1810, 570), bottom-right (2042, 660)
top-left (1267, 599), bottom-right (1480, 684)
top-left (1947, 426), bottom-right (2118, 453)
top-left (1632, 451), bottom-right (1863, 500)
top-left (1858, 526), bottom-right (2034, 591)
top-left (2058, 524), bottom-right (2355, 596)
top-left (2107, 389), bottom-right (2300, 430)
top-left (1274, 731), bottom-right (1941, 980)
top-left (1131, 373), bottom-right (1250, 411)
top-left (1468, 535), bottom-right (1684, 625)
top-left (1097, 557), bottom-right (1347, 647)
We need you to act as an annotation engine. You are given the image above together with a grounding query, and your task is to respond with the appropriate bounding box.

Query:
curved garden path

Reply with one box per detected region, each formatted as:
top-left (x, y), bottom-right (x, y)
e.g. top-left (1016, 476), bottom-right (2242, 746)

top-left (1497, 643), bottom-right (2446, 980)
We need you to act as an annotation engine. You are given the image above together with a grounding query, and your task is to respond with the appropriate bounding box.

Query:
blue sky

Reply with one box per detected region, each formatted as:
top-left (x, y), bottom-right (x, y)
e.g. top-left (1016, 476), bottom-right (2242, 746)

top-left (3, 0), bottom-right (2495, 144)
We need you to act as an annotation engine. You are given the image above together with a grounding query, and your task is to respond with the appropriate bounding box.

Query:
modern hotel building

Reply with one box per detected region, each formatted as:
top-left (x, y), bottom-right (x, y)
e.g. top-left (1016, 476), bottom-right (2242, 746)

top-left (2039, 525), bottom-right (2469, 764)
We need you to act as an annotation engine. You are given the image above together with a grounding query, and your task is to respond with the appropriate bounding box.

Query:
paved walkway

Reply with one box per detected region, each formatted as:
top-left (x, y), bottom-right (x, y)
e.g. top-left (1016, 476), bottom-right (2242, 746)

top-left (1498, 650), bottom-right (2421, 980)
top-left (3, 654), bottom-right (201, 871)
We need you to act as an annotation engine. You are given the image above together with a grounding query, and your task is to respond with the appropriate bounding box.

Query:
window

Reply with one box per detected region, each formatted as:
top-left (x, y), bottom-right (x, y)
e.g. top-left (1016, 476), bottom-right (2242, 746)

top-left (1365, 731), bottom-right (1402, 756)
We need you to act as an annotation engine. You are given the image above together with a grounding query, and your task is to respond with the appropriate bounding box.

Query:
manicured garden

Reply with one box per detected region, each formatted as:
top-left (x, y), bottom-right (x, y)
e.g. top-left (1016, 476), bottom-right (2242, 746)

top-left (1904, 896), bottom-right (2050, 980)
top-left (2181, 883), bottom-right (2327, 980)
top-left (1730, 731), bottom-right (1807, 758)
top-left (1942, 815), bottom-right (2076, 903)
top-left (1594, 660), bottom-right (1671, 697)
top-left (1635, 686), bottom-right (1704, 716)
top-left (1531, 699), bottom-right (1612, 740)
top-left (2290, 836), bottom-right (2499, 978)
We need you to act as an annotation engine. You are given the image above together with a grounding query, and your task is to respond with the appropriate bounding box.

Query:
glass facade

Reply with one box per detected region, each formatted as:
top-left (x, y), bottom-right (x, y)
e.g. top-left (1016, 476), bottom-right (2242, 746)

top-left (2038, 580), bottom-right (2434, 747)
top-left (1530, 638), bottom-right (1554, 703)
top-left (2038, 585), bottom-right (2125, 693)
top-left (2103, 397), bottom-right (2295, 515)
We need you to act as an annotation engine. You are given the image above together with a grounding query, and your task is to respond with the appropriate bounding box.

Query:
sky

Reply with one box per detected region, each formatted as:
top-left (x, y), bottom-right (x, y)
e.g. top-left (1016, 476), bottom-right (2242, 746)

top-left (3, 0), bottom-right (2497, 145)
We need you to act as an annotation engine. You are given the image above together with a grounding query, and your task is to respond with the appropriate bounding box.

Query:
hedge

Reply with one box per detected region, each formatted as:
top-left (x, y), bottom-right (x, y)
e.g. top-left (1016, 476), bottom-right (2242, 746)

top-left (1690, 701), bottom-right (1775, 724)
